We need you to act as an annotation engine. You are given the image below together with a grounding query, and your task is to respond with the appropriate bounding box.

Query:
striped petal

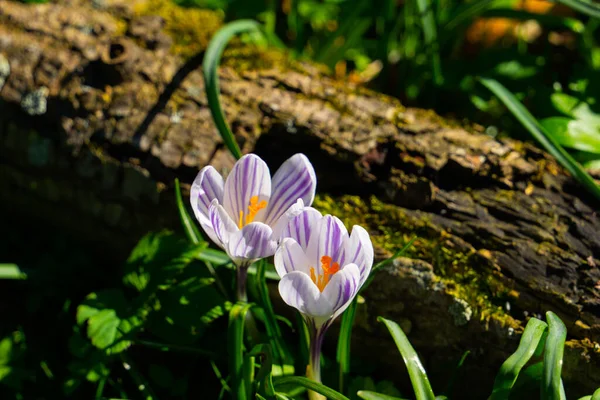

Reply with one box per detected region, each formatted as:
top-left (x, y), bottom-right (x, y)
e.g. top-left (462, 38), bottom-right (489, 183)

top-left (323, 263), bottom-right (361, 321)
top-left (208, 200), bottom-right (238, 248)
top-left (223, 154), bottom-right (271, 227)
top-left (271, 199), bottom-right (306, 241)
top-left (227, 222), bottom-right (277, 263)
top-left (279, 207), bottom-right (322, 248)
top-left (264, 154), bottom-right (317, 226)
top-left (345, 225), bottom-right (374, 284)
top-left (190, 166), bottom-right (224, 225)
top-left (278, 271), bottom-right (334, 319)
top-left (274, 238), bottom-right (311, 278)
top-left (306, 215), bottom-right (348, 275)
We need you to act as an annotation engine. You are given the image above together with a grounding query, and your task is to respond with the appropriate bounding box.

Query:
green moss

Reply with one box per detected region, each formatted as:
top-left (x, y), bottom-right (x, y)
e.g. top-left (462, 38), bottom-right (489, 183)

top-left (313, 194), bottom-right (516, 327)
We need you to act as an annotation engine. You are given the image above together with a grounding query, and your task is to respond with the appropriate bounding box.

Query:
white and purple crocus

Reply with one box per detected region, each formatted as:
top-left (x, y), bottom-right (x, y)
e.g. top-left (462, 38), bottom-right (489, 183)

top-left (274, 207), bottom-right (374, 391)
top-left (190, 153), bottom-right (317, 300)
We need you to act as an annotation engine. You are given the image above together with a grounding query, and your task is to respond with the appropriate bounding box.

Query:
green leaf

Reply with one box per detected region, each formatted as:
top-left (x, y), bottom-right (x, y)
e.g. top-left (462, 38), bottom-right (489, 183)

top-left (555, 0), bottom-right (600, 19)
top-left (76, 290), bottom-right (139, 355)
top-left (248, 344), bottom-right (277, 397)
top-left (357, 390), bottom-right (408, 400)
top-left (0, 264), bottom-right (27, 280)
top-left (229, 302), bottom-right (254, 400)
top-left (174, 178), bottom-right (203, 245)
top-left (378, 317), bottom-right (435, 400)
top-left (479, 77), bottom-right (600, 202)
top-left (203, 20), bottom-right (261, 159)
top-left (489, 318), bottom-right (548, 399)
top-left (336, 297), bottom-right (358, 394)
top-left (273, 376), bottom-right (350, 400)
top-left (594, 388), bottom-right (600, 400)
top-left (541, 117), bottom-right (600, 154)
top-left (542, 312), bottom-right (567, 400)
top-left (416, 0), bottom-right (443, 85)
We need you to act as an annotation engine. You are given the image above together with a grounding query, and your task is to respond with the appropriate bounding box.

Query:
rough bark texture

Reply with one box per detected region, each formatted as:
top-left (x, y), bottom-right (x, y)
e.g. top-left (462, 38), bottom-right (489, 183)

top-left (1, 0), bottom-right (599, 397)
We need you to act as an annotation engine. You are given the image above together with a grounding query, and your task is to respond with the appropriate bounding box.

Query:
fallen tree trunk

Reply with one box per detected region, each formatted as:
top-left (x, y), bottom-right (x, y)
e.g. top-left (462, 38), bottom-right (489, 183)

top-left (1, 0), bottom-right (599, 397)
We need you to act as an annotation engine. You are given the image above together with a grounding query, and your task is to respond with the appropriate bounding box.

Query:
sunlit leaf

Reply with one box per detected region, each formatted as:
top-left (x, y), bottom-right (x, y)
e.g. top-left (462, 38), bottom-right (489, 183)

top-left (274, 376), bottom-right (350, 400)
top-left (229, 302), bottom-right (254, 400)
top-left (378, 317), bottom-right (435, 400)
top-left (357, 390), bottom-right (408, 400)
top-left (175, 178), bottom-right (203, 245)
top-left (542, 312), bottom-right (567, 400)
top-left (489, 318), bottom-right (547, 399)
top-left (0, 264), bottom-right (27, 280)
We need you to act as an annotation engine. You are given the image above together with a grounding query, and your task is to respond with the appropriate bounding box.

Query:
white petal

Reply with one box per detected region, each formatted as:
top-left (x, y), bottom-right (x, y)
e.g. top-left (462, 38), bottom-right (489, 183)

top-left (278, 271), bottom-right (335, 318)
top-left (279, 206), bottom-right (322, 248)
top-left (223, 154), bottom-right (271, 226)
top-left (306, 215), bottom-right (348, 275)
top-left (227, 222), bottom-right (277, 263)
top-left (208, 200), bottom-right (238, 247)
top-left (190, 166), bottom-right (224, 225)
top-left (345, 225), bottom-right (374, 285)
top-left (322, 263), bottom-right (361, 322)
top-left (271, 198), bottom-right (305, 240)
top-left (264, 154), bottom-right (317, 225)
top-left (274, 238), bottom-right (312, 278)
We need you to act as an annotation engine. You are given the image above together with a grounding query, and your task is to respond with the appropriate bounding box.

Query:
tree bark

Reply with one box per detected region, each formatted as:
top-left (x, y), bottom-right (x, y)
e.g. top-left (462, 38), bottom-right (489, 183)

top-left (1, 0), bottom-right (599, 397)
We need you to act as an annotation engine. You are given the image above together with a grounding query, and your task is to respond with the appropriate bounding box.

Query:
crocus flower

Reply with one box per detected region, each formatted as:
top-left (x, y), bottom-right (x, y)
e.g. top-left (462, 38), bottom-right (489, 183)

top-left (190, 153), bottom-right (317, 300)
top-left (274, 208), bottom-right (374, 393)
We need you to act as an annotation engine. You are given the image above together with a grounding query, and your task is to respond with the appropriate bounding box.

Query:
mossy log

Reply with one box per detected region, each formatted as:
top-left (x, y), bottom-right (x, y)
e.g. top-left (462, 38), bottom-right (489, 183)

top-left (1, 0), bottom-right (599, 397)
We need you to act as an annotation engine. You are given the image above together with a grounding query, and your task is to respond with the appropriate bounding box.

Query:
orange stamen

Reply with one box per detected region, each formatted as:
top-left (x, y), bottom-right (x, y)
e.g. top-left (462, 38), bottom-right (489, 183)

top-left (309, 255), bottom-right (341, 292)
top-left (238, 196), bottom-right (268, 228)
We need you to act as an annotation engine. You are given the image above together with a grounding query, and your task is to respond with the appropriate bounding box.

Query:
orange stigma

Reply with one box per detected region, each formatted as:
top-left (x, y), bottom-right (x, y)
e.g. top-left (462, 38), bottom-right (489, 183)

top-left (238, 196), bottom-right (267, 228)
top-left (310, 255), bottom-right (340, 292)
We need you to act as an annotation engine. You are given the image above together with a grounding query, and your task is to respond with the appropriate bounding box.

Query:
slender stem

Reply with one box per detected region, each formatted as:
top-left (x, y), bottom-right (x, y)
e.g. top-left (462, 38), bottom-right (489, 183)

top-left (306, 320), bottom-right (328, 400)
top-left (236, 263), bottom-right (249, 302)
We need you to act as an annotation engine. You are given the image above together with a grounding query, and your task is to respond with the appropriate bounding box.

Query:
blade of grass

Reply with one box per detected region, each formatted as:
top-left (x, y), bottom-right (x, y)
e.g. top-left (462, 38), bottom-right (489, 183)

top-left (556, 0), bottom-right (600, 19)
top-left (416, 0), bottom-right (443, 85)
top-left (479, 77), bottom-right (600, 202)
top-left (0, 264), bottom-right (27, 280)
top-left (273, 376), bottom-right (350, 400)
top-left (378, 317), bottom-right (435, 400)
top-left (489, 318), bottom-right (548, 399)
top-left (357, 391), bottom-right (408, 400)
top-left (229, 302), bottom-right (254, 400)
top-left (174, 178), bottom-right (203, 245)
top-left (542, 312), bottom-right (567, 400)
top-left (203, 20), bottom-right (261, 160)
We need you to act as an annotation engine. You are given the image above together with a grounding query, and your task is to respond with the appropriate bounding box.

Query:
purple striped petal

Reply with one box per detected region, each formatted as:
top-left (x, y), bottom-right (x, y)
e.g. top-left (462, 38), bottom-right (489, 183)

top-left (280, 207), bottom-right (322, 249)
top-left (271, 199), bottom-right (306, 241)
top-left (227, 222), bottom-right (276, 263)
top-left (306, 215), bottom-right (348, 276)
top-left (278, 271), bottom-right (334, 319)
top-left (264, 154), bottom-right (317, 226)
top-left (208, 200), bottom-right (238, 248)
top-left (345, 225), bottom-right (374, 285)
top-left (274, 238), bottom-right (311, 278)
top-left (223, 154), bottom-right (271, 227)
top-left (190, 166), bottom-right (224, 225)
top-left (322, 263), bottom-right (361, 322)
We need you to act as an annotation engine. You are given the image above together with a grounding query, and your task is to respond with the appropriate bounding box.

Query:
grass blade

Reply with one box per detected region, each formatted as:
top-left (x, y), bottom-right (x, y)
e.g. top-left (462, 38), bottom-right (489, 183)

top-left (203, 20), bottom-right (261, 160)
top-left (378, 317), bottom-right (435, 400)
top-left (556, 0), bottom-right (600, 19)
top-left (174, 178), bottom-right (203, 245)
top-left (336, 297), bottom-right (358, 394)
top-left (0, 264), bottom-right (27, 280)
top-left (357, 390), bottom-right (408, 400)
top-left (489, 318), bottom-right (548, 399)
top-left (479, 77), bottom-right (600, 202)
top-left (542, 312), bottom-right (567, 400)
top-left (273, 376), bottom-right (350, 400)
top-left (415, 0), bottom-right (443, 85)
top-left (229, 302), bottom-right (254, 400)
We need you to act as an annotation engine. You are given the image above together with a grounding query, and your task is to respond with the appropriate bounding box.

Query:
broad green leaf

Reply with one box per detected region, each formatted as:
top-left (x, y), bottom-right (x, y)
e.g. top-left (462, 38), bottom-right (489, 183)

top-left (489, 318), bottom-right (547, 399)
top-left (378, 317), bottom-right (435, 400)
top-left (357, 390), bottom-right (407, 400)
top-left (229, 302), bottom-right (254, 400)
top-left (203, 20), bottom-right (261, 159)
top-left (0, 264), bottom-right (26, 280)
top-left (273, 376), bottom-right (350, 400)
top-left (480, 77), bottom-right (600, 202)
top-left (542, 312), bottom-right (567, 400)
top-left (174, 178), bottom-right (203, 245)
